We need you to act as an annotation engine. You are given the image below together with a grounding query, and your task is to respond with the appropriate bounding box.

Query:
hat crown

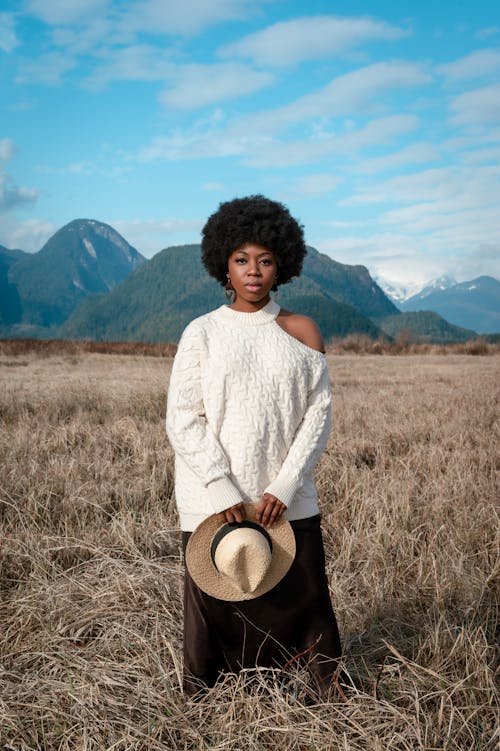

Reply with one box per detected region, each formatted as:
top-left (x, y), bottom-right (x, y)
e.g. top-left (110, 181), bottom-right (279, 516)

top-left (213, 528), bottom-right (272, 594)
top-left (186, 502), bottom-right (296, 601)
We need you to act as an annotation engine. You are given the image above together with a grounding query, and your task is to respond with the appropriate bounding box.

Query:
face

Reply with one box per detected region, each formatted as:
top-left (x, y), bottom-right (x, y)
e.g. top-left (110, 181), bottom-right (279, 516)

top-left (227, 243), bottom-right (278, 310)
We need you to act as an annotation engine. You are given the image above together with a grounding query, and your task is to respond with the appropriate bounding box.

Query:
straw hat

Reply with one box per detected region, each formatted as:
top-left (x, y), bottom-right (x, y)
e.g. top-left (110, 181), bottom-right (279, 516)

top-left (185, 503), bottom-right (296, 601)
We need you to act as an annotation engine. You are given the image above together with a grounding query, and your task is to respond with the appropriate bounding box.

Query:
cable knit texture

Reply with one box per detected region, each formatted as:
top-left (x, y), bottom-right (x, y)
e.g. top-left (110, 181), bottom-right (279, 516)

top-left (166, 299), bottom-right (332, 531)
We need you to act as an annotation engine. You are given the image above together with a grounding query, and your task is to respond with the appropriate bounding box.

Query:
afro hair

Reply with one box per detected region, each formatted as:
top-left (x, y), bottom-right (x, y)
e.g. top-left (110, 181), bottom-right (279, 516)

top-left (201, 195), bottom-right (307, 287)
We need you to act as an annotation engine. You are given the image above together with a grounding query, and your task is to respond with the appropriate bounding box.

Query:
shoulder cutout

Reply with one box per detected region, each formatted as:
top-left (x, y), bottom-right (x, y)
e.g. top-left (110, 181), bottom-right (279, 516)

top-left (276, 310), bottom-right (325, 353)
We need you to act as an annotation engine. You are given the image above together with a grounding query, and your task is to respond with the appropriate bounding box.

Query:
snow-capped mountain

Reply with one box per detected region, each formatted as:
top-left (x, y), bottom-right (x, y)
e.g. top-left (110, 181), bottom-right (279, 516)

top-left (401, 275), bottom-right (500, 334)
top-left (374, 275), bottom-right (431, 306)
top-left (404, 274), bottom-right (457, 303)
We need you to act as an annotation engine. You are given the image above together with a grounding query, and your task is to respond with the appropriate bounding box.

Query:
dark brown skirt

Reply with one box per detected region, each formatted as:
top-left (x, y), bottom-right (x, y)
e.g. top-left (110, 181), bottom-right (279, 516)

top-left (182, 515), bottom-right (342, 695)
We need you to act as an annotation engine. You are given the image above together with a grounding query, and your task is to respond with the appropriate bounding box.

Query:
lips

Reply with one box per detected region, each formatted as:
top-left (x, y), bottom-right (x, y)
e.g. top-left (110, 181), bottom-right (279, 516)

top-left (245, 283), bottom-right (262, 290)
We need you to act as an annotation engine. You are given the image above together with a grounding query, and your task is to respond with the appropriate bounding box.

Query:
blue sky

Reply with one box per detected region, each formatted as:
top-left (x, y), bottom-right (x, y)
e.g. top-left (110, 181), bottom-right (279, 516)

top-left (1, 0), bottom-right (500, 287)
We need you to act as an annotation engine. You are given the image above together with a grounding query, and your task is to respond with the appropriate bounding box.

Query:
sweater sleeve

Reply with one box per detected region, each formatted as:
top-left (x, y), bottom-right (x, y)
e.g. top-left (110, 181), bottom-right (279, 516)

top-left (165, 322), bottom-right (244, 514)
top-left (263, 356), bottom-right (332, 507)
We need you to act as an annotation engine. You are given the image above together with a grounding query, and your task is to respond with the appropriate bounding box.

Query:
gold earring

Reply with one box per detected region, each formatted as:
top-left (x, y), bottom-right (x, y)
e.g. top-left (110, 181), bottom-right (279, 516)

top-left (225, 275), bottom-right (235, 302)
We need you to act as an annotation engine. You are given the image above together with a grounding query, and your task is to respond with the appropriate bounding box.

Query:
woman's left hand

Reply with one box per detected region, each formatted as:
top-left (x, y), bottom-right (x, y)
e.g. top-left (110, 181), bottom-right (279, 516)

top-left (255, 493), bottom-right (286, 528)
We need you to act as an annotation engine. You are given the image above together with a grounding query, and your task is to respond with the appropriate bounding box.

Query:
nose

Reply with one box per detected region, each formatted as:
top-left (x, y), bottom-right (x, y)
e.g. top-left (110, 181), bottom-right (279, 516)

top-left (248, 260), bottom-right (261, 276)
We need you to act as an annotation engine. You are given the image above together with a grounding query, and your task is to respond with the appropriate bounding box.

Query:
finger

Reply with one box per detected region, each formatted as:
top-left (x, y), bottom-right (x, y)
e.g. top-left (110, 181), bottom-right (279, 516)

top-left (265, 505), bottom-right (282, 528)
top-left (268, 504), bottom-right (287, 527)
top-left (254, 499), bottom-right (266, 523)
top-left (232, 505), bottom-right (245, 523)
top-left (260, 502), bottom-right (275, 528)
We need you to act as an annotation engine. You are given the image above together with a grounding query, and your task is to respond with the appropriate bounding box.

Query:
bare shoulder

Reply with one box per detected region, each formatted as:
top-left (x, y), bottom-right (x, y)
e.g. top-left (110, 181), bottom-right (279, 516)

top-left (276, 309), bottom-right (325, 353)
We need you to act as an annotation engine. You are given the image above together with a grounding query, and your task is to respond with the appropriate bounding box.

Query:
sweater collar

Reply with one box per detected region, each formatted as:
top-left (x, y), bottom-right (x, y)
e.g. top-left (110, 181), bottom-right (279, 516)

top-left (215, 298), bottom-right (280, 326)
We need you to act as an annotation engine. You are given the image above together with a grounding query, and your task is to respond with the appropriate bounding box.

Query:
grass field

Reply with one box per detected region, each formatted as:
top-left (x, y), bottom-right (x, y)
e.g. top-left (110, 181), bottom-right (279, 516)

top-left (0, 347), bottom-right (498, 750)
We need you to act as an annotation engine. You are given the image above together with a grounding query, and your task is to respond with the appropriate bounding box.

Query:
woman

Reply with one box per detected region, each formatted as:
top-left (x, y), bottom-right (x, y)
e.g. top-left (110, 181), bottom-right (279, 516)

top-left (166, 195), bottom-right (342, 696)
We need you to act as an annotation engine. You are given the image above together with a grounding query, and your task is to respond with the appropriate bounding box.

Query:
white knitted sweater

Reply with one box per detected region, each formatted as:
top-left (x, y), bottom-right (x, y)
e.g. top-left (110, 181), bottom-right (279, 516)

top-left (166, 299), bottom-right (332, 531)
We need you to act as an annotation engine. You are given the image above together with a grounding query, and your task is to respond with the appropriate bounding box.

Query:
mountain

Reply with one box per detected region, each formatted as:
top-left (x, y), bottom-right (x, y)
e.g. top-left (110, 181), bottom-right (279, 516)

top-left (0, 245), bottom-right (26, 261)
top-left (0, 245), bottom-right (27, 329)
top-left (5, 219), bottom-right (145, 333)
top-left (60, 244), bottom-right (384, 343)
top-left (3, 218), bottom-right (490, 343)
top-left (373, 275), bottom-right (429, 307)
top-left (304, 249), bottom-right (399, 317)
top-left (412, 275), bottom-right (457, 299)
top-left (401, 275), bottom-right (500, 334)
top-left (377, 311), bottom-right (477, 343)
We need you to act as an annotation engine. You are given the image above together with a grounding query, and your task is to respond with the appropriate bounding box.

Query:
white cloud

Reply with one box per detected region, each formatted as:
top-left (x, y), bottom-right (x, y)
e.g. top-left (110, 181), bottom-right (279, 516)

top-left (241, 114), bottom-right (420, 167)
top-left (437, 48), bottom-right (500, 83)
top-left (111, 217), bottom-right (202, 256)
top-left (443, 127), bottom-right (500, 153)
top-left (449, 83), bottom-right (500, 126)
top-left (117, 0), bottom-right (262, 37)
top-left (354, 143), bottom-right (441, 174)
top-left (0, 138), bottom-right (15, 161)
top-left (476, 27), bottom-right (500, 39)
top-left (6, 99), bottom-right (37, 112)
top-left (220, 15), bottom-right (409, 67)
top-left (290, 173), bottom-right (341, 196)
top-left (383, 206), bottom-right (500, 239)
top-left (325, 159), bottom-right (500, 283)
top-left (131, 130), bottom-right (254, 163)
top-left (317, 232), bottom-right (443, 285)
top-left (158, 63), bottom-right (274, 109)
top-left (241, 138), bottom-right (334, 167)
top-left (129, 112), bottom-right (420, 169)
top-left (21, 0), bottom-right (266, 62)
top-left (347, 165), bottom-right (500, 207)
top-left (327, 220), bottom-right (362, 229)
top-left (0, 217), bottom-right (54, 252)
top-left (0, 12), bottom-right (19, 53)
top-left (0, 170), bottom-right (38, 212)
top-left (51, 18), bottom-right (114, 55)
top-left (460, 145), bottom-right (500, 164)
top-left (84, 50), bottom-right (274, 104)
top-left (236, 62), bottom-right (430, 135)
top-left (65, 161), bottom-right (98, 175)
top-left (15, 51), bottom-right (76, 85)
top-left (25, 0), bottom-right (266, 37)
top-left (453, 244), bottom-right (500, 283)
top-left (0, 141), bottom-right (39, 213)
top-left (82, 44), bottom-right (175, 89)
top-left (202, 182), bottom-right (225, 191)
top-left (316, 230), bottom-right (499, 286)
top-left (25, 0), bottom-right (111, 26)
top-left (318, 232), bottom-right (414, 257)
top-left (34, 157), bottom-right (133, 182)
top-left (335, 115), bottom-right (419, 151)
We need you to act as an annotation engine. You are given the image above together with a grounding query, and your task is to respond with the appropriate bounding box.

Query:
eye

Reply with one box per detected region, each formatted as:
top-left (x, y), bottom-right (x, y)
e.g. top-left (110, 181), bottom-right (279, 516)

top-left (261, 258), bottom-right (273, 265)
top-left (234, 257), bottom-right (246, 263)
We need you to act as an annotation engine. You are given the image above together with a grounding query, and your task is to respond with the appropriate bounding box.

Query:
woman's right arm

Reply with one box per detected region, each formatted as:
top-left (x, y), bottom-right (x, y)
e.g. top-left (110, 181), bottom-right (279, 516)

top-left (166, 322), bottom-right (244, 514)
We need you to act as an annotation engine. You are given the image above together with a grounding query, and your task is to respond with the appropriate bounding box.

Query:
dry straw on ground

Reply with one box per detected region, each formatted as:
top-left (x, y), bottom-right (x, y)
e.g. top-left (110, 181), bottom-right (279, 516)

top-left (0, 346), bottom-right (498, 750)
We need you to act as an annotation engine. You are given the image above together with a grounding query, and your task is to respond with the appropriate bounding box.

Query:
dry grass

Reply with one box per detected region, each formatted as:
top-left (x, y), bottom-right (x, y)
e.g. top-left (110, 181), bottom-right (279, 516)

top-left (0, 338), bottom-right (176, 358)
top-left (0, 350), bottom-right (498, 750)
top-left (1, 335), bottom-right (499, 360)
top-left (326, 333), bottom-right (500, 356)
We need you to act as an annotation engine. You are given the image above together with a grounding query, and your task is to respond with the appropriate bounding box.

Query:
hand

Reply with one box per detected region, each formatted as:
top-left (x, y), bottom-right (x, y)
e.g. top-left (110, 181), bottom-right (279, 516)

top-left (255, 493), bottom-right (286, 528)
top-left (219, 502), bottom-right (246, 524)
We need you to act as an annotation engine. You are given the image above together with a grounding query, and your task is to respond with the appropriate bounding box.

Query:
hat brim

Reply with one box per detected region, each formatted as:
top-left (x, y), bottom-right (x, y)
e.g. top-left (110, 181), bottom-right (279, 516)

top-left (185, 503), bottom-right (296, 601)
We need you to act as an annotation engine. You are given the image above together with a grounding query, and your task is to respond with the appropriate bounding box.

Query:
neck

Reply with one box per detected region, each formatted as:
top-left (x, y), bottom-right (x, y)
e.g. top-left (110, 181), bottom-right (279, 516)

top-left (217, 298), bottom-right (280, 326)
top-left (229, 294), bottom-right (272, 313)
